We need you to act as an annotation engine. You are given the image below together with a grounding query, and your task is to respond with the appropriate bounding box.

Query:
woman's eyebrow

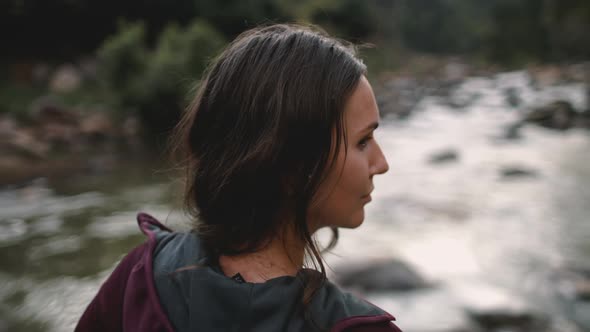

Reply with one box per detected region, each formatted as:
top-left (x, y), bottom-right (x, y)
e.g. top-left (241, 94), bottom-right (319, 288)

top-left (360, 122), bottom-right (379, 133)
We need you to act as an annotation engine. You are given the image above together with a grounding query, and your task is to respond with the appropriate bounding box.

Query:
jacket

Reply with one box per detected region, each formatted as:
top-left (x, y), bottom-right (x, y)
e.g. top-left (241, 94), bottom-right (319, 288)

top-left (75, 213), bottom-right (402, 332)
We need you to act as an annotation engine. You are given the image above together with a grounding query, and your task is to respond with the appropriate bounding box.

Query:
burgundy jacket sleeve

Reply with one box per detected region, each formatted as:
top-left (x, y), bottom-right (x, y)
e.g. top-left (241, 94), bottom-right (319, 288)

top-left (343, 321), bottom-right (403, 332)
top-left (332, 314), bottom-right (402, 332)
top-left (75, 213), bottom-right (175, 332)
top-left (75, 243), bottom-right (148, 332)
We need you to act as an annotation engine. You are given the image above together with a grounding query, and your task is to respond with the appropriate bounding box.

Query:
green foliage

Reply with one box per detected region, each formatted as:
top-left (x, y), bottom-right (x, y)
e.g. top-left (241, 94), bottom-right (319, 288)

top-left (4, 0), bottom-right (590, 66)
top-left (392, 0), bottom-right (590, 65)
top-left (97, 21), bottom-right (148, 111)
top-left (5, 0), bottom-right (590, 137)
top-left (0, 81), bottom-right (45, 121)
top-left (485, 0), bottom-right (549, 66)
top-left (397, 0), bottom-right (492, 54)
top-left (97, 19), bottom-right (226, 137)
top-left (193, 0), bottom-right (294, 37)
top-left (310, 0), bottom-right (379, 40)
top-left (173, 19), bottom-right (226, 80)
top-left (138, 20), bottom-right (226, 136)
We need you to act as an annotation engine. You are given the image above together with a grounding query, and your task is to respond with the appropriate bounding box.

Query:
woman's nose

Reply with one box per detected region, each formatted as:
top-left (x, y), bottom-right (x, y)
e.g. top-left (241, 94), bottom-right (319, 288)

top-left (371, 141), bottom-right (389, 175)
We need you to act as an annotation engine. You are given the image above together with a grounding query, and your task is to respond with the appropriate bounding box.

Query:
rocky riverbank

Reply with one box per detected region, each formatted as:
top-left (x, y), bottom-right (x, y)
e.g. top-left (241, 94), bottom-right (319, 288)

top-left (0, 97), bottom-right (143, 186)
top-left (1, 60), bottom-right (589, 188)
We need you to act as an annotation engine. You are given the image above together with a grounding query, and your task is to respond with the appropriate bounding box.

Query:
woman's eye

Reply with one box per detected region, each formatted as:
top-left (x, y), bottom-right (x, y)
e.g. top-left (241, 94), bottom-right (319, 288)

top-left (358, 136), bottom-right (372, 149)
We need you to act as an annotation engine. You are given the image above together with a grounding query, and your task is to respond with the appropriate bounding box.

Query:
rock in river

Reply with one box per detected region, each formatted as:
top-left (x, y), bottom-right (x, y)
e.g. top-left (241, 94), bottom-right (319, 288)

top-left (500, 166), bottom-right (539, 179)
top-left (428, 149), bottom-right (459, 165)
top-left (523, 100), bottom-right (577, 131)
top-left (466, 308), bottom-right (549, 332)
top-left (334, 258), bottom-right (429, 292)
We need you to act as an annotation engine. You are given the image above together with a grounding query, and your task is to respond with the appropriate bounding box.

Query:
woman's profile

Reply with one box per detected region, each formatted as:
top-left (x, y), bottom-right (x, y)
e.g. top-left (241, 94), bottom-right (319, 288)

top-left (76, 24), bottom-right (400, 332)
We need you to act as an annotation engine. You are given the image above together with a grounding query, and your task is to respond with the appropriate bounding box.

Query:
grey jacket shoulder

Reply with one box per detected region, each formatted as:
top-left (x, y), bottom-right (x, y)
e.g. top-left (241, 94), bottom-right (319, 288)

top-left (150, 225), bottom-right (398, 332)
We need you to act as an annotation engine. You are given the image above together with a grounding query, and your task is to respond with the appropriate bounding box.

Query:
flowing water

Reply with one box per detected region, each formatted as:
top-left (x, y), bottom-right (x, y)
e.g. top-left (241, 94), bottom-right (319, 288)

top-left (1, 71), bottom-right (589, 331)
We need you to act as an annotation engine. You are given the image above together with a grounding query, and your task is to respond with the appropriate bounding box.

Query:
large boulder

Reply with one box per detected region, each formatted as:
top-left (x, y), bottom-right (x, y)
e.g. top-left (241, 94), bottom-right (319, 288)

top-left (334, 258), bottom-right (429, 292)
top-left (79, 111), bottom-right (115, 144)
top-left (572, 109), bottom-right (590, 130)
top-left (556, 267), bottom-right (590, 302)
top-left (504, 87), bottom-right (522, 108)
top-left (376, 77), bottom-right (426, 119)
top-left (523, 100), bottom-right (577, 130)
top-left (29, 98), bottom-right (80, 149)
top-left (49, 64), bottom-right (82, 93)
top-left (466, 308), bottom-right (549, 332)
top-left (555, 266), bottom-right (590, 330)
top-left (528, 65), bottom-right (563, 88)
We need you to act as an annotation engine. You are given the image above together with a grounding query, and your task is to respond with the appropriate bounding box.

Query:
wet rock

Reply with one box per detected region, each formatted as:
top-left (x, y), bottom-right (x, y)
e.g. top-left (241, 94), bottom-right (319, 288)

top-left (80, 111), bottom-right (115, 144)
top-left (500, 166), bottom-right (539, 179)
top-left (445, 89), bottom-right (480, 109)
top-left (30, 99), bottom-right (79, 148)
top-left (554, 267), bottom-right (590, 331)
top-left (377, 77), bottom-right (425, 119)
top-left (428, 149), bottom-right (459, 164)
top-left (572, 110), bottom-right (590, 129)
top-left (563, 62), bottom-right (590, 83)
top-left (443, 61), bottom-right (469, 82)
top-left (574, 280), bottom-right (590, 301)
top-left (49, 64), bottom-right (82, 93)
top-left (467, 308), bottom-right (549, 332)
top-left (529, 65), bottom-right (563, 88)
top-left (0, 115), bottom-right (17, 137)
top-left (334, 259), bottom-right (429, 292)
top-left (0, 116), bottom-right (48, 159)
top-left (556, 267), bottom-right (590, 302)
top-left (506, 102), bottom-right (590, 139)
top-left (30, 98), bottom-right (78, 124)
top-left (376, 75), bottom-right (462, 119)
top-left (504, 87), bottom-right (522, 108)
top-left (1, 129), bottom-right (48, 159)
top-left (524, 100), bottom-right (576, 130)
top-left (503, 122), bottom-right (524, 140)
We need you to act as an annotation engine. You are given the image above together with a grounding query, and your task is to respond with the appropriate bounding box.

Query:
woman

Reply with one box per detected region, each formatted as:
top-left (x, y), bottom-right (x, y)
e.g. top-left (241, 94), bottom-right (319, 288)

top-left (76, 24), bottom-right (400, 332)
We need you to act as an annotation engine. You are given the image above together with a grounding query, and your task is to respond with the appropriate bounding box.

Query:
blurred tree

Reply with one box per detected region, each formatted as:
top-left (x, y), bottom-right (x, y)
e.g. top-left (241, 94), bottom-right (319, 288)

top-left (137, 20), bottom-right (226, 140)
top-left (397, 0), bottom-right (492, 54)
top-left (485, 0), bottom-right (549, 65)
top-left (96, 19), bottom-right (225, 140)
top-left (2, 0), bottom-right (590, 64)
top-left (193, 0), bottom-right (293, 37)
top-left (310, 0), bottom-right (379, 40)
top-left (97, 21), bottom-right (148, 113)
top-left (543, 0), bottom-right (590, 61)
top-left (0, 0), bottom-right (197, 61)
top-left (4, 0), bottom-right (590, 138)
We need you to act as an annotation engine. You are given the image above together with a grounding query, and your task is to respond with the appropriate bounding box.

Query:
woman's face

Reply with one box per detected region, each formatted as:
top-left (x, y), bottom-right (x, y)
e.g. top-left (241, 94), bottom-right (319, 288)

top-left (308, 76), bottom-right (389, 231)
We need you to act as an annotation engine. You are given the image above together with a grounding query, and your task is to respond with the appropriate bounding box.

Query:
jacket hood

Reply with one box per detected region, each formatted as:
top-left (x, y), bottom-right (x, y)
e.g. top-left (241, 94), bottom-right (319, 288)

top-left (143, 213), bottom-right (397, 332)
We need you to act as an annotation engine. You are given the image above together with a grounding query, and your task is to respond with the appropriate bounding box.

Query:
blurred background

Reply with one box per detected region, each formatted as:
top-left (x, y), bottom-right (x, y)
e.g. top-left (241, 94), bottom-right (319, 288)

top-left (1, 0), bottom-right (589, 331)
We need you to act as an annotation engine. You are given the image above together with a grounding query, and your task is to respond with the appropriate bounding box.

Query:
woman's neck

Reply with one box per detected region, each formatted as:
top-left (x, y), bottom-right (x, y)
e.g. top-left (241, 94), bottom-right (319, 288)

top-left (218, 225), bottom-right (305, 283)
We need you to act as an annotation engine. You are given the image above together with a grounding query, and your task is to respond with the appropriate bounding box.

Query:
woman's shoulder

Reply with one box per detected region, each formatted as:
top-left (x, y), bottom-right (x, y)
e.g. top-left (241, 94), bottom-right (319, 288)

top-left (137, 212), bottom-right (209, 273)
top-left (310, 278), bottom-right (401, 332)
top-left (136, 213), bottom-right (402, 332)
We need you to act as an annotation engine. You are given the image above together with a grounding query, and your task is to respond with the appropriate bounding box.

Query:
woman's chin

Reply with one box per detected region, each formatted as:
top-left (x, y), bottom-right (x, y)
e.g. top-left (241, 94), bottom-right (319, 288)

top-left (341, 210), bottom-right (365, 229)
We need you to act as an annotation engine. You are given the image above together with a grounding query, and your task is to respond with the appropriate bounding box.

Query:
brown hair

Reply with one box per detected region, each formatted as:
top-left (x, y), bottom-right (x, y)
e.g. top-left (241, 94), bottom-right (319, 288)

top-left (170, 23), bottom-right (366, 327)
